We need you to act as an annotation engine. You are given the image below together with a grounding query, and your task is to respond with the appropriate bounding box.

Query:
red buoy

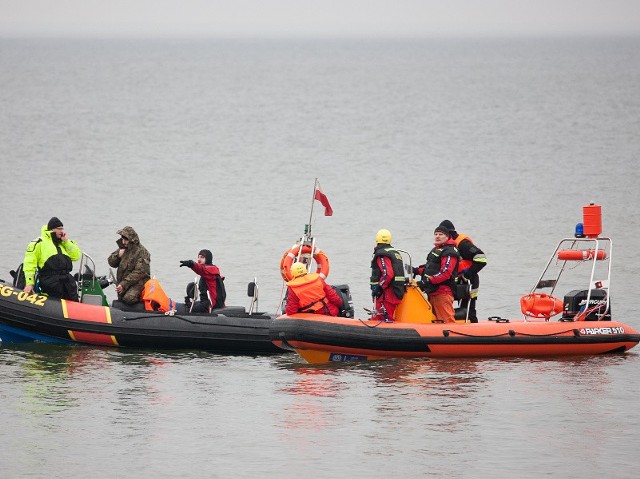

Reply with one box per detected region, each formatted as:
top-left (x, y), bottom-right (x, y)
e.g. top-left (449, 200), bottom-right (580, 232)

top-left (557, 249), bottom-right (607, 261)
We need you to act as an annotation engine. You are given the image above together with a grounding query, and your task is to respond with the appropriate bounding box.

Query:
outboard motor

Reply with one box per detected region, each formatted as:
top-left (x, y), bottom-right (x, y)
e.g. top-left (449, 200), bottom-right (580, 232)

top-left (332, 284), bottom-right (355, 318)
top-left (562, 289), bottom-right (611, 321)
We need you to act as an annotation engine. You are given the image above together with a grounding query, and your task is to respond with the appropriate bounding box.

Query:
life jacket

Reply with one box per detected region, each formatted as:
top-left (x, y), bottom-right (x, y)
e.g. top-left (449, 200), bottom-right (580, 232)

top-left (287, 273), bottom-right (330, 314)
top-left (370, 245), bottom-right (406, 299)
top-left (142, 278), bottom-right (177, 312)
top-left (423, 244), bottom-right (460, 293)
top-left (453, 233), bottom-right (473, 272)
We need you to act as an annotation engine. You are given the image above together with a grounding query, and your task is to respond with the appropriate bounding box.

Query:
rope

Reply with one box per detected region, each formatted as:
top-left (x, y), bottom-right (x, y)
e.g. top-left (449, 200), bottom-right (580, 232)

top-left (443, 329), bottom-right (515, 338)
top-left (444, 328), bottom-right (579, 338)
top-left (358, 302), bottom-right (392, 328)
top-left (122, 313), bottom-right (216, 326)
top-left (514, 329), bottom-right (580, 338)
top-left (357, 317), bottom-right (389, 328)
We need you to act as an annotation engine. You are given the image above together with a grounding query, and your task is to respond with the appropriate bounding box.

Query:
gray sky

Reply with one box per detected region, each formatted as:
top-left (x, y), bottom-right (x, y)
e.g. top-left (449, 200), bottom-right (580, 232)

top-left (1, 0), bottom-right (640, 38)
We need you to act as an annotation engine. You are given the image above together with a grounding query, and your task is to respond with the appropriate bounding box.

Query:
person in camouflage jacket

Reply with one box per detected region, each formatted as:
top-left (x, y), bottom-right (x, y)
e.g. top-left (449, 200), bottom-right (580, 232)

top-left (108, 226), bottom-right (151, 304)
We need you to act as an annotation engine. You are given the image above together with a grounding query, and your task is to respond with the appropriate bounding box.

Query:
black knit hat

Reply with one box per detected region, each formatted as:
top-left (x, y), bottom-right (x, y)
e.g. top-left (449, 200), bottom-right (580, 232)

top-left (47, 217), bottom-right (63, 230)
top-left (198, 249), bottom-right (213, 265)
top-left (434, 225), bottom-right (451, 237)
top-left (439, 220), bottom-right (455, 232)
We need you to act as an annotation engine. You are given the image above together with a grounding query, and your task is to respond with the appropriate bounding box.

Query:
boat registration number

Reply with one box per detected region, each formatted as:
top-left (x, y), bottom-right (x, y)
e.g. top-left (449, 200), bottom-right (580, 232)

top-left (329, 353), bottom-right (368, 362)
top-left (0, 285), bottom-right (47, 306)
top-left (579, 327), bottom-right (624, 335)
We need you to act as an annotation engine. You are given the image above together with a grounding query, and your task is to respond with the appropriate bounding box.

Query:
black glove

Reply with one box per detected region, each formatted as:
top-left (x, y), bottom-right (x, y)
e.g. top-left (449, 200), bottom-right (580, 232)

top-left (418, 278), bottom-right (431, 291)
top-left (371, 284), bottom-right (383, 298)
top-left (180, 260), bottom-right (195, 268)
top-left (412, 267), bottom-right (420, 276)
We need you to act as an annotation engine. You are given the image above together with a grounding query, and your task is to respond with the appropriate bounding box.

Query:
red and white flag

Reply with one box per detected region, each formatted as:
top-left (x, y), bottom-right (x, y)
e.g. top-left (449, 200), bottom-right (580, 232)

top-left (314, 186), bottom-right (333, 216)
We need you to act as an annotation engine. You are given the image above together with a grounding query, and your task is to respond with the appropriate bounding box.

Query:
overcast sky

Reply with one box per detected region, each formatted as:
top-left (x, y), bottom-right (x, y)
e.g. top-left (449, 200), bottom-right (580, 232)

top-left (1, 0), bottom-right (639, 38)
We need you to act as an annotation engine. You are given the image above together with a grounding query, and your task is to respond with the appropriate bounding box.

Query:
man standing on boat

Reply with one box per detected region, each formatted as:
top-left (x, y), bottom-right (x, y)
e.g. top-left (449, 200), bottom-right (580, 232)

top-left (370, 229), bottom-right (406, 322)
top-left (180, 249), bottom-right (226, 312)
top-left (22, 217), bottom-right (82, 301)
top-left (415, 225), bottom-right (460, 324)
top-left (285, 262), bottom-right (342, 316)
top-left (438, 220), bottom-right (487, 323)
top-left (108, 226), bottom-right (151, 305)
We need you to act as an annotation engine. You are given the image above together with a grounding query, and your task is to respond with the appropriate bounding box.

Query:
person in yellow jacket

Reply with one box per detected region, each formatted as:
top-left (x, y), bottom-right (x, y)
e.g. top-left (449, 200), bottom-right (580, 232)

top-left (23, 217), bottom-right (82, 301)
top-left (285, 262), bottom-right (343, 316)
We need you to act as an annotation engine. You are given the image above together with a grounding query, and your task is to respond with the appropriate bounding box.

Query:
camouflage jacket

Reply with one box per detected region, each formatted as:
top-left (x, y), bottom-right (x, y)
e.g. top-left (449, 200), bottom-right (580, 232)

top-left (107, 226), bottom-right (151, 291)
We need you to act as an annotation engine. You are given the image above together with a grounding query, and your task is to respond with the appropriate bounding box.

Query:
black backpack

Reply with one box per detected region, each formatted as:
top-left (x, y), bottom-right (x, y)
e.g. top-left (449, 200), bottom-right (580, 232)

top-left (10, 264), bottom-right (26, 289)
top-left (215, 276), bottom-right (227, 308)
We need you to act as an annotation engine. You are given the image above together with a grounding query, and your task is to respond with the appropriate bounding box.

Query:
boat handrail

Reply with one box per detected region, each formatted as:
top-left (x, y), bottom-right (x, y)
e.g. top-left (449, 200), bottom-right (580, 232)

top-left (248, 277), bottom-right (259, 315)
top-left (528, 237), bottom-right (612, 321)
top-left (395, 249), bottom-right (413, 281)
top-left (77, 252), bottom-right (98, 292)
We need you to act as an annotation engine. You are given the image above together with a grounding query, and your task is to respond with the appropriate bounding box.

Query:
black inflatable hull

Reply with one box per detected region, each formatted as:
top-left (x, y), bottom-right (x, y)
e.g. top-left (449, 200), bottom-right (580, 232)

top-left (0, 283), bottom-right (285, 354)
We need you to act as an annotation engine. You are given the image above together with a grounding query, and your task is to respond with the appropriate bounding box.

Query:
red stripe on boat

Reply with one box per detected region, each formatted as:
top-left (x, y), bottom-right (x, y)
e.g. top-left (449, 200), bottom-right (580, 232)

top-left (61, 300), bottom-right (112, 323)
top-left (68, 330), bottom-right (119, 346)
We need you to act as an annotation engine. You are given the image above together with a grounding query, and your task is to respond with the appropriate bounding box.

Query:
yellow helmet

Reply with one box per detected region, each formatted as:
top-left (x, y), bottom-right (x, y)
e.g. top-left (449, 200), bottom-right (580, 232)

top-left (376, 229), bottom-right (392, 245)
top-left (290, 262), bottom-right (308, 278)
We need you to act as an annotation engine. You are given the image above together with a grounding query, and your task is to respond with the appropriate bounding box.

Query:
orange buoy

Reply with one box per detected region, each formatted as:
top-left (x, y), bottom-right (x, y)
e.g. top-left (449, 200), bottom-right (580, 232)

top-left (557, 249), bottom-right (607, 261)
top-left (582, 203), bottom-right (602, 238)
top-left (280, 244), bottom-right (330, 282)
top-left (520, 293), bottom-right (564, 319)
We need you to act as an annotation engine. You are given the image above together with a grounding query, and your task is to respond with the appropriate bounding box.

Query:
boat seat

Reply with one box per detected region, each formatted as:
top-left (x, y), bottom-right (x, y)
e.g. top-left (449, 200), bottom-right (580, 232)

top-left (111, 300), bottom-right (147, 312)
top-left (213, 306), bottom-right (246, 315)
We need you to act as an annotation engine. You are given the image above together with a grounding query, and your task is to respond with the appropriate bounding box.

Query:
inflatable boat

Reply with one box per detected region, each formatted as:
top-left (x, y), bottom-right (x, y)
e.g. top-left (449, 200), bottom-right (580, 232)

top-left (0, 255), bottom-right (285, 354)
top-left (271, 205), bottom-right (640, 363)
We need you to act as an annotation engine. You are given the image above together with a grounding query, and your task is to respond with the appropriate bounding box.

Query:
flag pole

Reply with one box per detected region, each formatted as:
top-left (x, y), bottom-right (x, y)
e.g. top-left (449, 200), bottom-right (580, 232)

top-left (307, 178), bottom-right (318, 237)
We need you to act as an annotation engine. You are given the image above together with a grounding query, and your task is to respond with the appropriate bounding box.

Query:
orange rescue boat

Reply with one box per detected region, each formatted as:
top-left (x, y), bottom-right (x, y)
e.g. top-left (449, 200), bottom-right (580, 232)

top-left (270, 204), bottom-right (640, 363)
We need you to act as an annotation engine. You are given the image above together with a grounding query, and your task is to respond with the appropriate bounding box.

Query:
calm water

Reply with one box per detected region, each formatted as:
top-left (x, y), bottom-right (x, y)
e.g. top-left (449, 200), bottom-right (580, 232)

top-left (1, 37), bottom-right (640, 478)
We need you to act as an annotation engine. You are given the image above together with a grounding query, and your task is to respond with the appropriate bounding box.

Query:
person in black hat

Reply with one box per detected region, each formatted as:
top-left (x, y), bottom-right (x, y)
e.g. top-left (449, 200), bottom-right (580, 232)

top-left (180, 249), bottom-right (226, 313)
top-left (22, 217), bottom-right (82, 300)
top-left (438, 220), bottom-right (487, 322)
top-left (413, 224), bottom-right (460, 323)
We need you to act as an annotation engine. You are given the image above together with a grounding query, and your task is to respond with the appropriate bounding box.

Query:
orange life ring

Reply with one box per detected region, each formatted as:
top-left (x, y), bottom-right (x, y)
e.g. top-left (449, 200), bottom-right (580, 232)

top-left (557, 249), bottom-right (607, 261)
top-left (520, 293), bottom-right (564, 319)
top-left (280, 244), bottom-right (330, 282)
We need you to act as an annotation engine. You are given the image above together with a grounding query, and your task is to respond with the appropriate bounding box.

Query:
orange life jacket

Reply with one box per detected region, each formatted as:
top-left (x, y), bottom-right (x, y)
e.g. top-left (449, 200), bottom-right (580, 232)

top-left (287, 273), bottom-right (327, 313)
top-left (142, 278), bottom-right (176, 312)
top-left (453, 233), bottom-right (473, 272)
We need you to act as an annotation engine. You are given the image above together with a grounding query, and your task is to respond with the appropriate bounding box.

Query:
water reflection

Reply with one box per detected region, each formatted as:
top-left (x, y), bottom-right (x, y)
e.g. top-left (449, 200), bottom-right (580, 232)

top-left (0, 344), bottom-right (206, 418)
top-left (275, 357), bottom-right (494, 436)
top-left (280, 357), bottom-right (489, 400)
top-left (366, 358), bottom-right (492, 435)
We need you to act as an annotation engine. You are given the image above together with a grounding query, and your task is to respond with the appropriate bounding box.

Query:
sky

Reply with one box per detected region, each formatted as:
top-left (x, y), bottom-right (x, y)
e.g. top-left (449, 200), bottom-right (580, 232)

top-left (1, 0), bottom-right (640, 38)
